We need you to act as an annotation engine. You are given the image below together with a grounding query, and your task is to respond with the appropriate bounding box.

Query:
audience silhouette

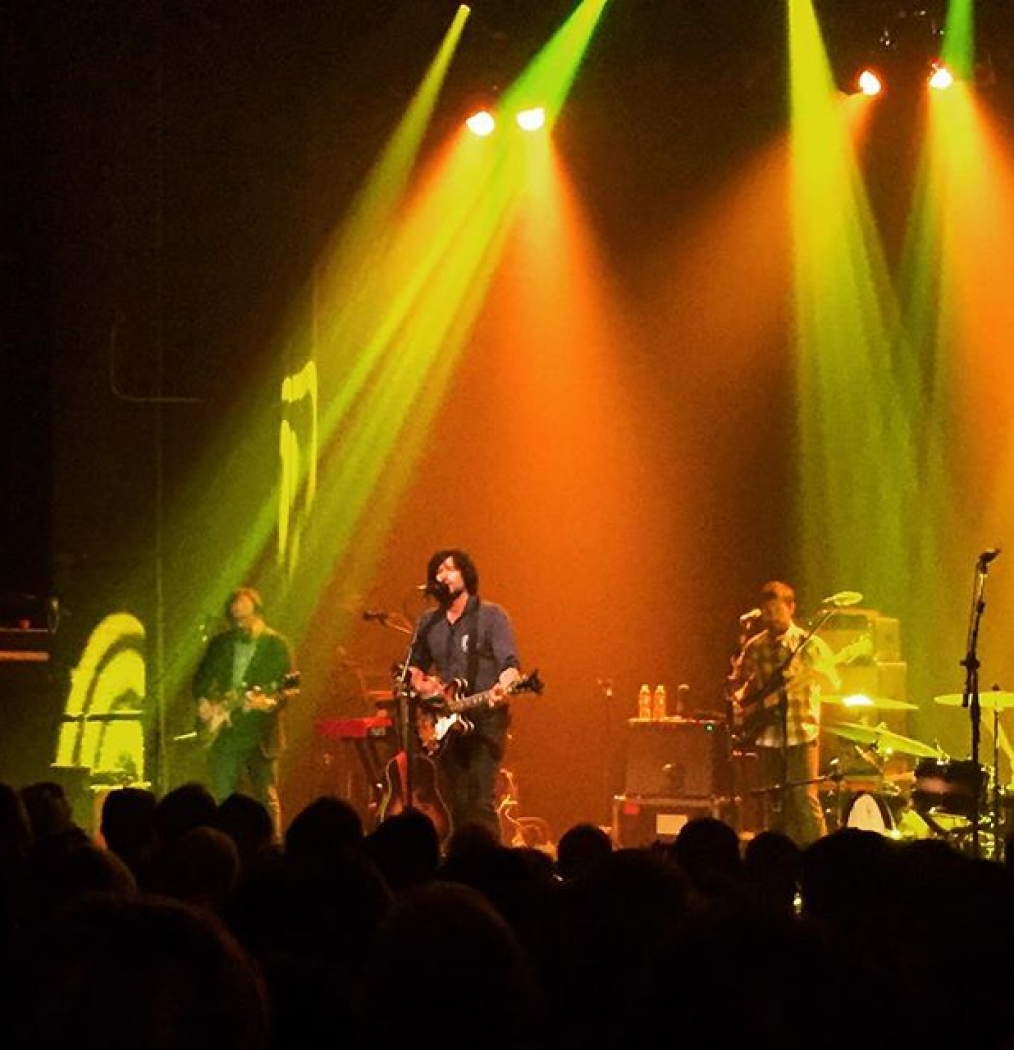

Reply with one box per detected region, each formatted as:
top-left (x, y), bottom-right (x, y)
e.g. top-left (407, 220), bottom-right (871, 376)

top-left (1, 780), bottom-right (1013, 1050)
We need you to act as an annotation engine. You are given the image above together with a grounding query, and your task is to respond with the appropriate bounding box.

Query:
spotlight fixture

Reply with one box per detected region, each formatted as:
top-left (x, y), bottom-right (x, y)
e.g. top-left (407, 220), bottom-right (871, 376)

top-left (515, 106), bottom-right (546, 132)
top-left (856, 67), bottom-right (884, 97)
top-left (927, 60), bottom-right (954, 91)
top-left (836, 1), bottom-right (954, 98)
top-left (464, 108), bottom-right (496, 137)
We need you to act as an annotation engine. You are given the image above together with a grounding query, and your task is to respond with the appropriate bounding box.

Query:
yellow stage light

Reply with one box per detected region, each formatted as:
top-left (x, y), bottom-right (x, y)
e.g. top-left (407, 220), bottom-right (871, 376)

top-left (515, 106), bottom-right (546, 132)
top-left (856, 68), bottom-right (883, 96)
top-left (927, 61), bottom-right (954, 91)
top-left (464, 109), bottom-right (496, 136)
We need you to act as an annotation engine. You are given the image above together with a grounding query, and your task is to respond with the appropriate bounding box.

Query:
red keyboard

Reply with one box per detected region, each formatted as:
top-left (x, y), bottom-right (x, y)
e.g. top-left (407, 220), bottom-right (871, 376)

top-left (316, 715), bottom-right (393, 740)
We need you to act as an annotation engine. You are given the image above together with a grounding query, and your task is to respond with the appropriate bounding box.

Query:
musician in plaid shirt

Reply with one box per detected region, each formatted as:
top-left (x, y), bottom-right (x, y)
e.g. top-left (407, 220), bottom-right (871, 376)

top-left (730, 580), bottom-right (840, 845)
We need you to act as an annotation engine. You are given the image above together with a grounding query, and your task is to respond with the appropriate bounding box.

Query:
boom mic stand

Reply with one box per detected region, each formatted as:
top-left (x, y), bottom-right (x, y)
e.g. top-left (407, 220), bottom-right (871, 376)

top-left (959, 549), bottom-right (1001, 860)
top-left (772, 603), bottom-right (840, 820)
top-left (393, 618), bottom-right (423, 817)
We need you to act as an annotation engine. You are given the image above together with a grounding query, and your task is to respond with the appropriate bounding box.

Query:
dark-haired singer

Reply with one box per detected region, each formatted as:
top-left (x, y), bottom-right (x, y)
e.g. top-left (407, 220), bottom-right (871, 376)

top-left (408, 550), bottom-right (521, 842)
top-left (193, 586), bottom-right (298, 840)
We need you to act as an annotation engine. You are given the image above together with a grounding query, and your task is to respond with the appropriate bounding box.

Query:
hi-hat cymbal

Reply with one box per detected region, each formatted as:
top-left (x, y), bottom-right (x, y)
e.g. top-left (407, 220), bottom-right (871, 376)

top-left (820, 695), bottom-right (917, 711)
top-left (934, 691), bottom-right (1014, 710)
top-left (825, 721), bottom-right (941, 759)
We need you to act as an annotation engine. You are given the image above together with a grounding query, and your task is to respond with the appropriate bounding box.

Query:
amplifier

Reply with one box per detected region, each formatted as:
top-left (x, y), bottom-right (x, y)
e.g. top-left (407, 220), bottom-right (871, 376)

top-left (624, 718), bottom-right (730, 798)
top-left (611, 794), bottom-right (731, 848)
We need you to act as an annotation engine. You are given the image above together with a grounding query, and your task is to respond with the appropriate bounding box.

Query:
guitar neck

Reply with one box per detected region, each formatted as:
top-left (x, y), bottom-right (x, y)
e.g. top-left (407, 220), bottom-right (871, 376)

top-left (217, 674), bottom-right (297, 710)
top-left (738, 638), bottom-right (867, 713)
top-left (436, 671), bottom-right (539, 715)
top-left (448, 688), bottom-right (497, 714)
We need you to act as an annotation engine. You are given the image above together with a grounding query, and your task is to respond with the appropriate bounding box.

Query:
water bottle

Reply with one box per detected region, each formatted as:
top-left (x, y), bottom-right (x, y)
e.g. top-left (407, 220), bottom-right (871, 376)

top-left (652, 684), bottom-right (667, 720)
top-left (637, 683), bottom-right (652, 720)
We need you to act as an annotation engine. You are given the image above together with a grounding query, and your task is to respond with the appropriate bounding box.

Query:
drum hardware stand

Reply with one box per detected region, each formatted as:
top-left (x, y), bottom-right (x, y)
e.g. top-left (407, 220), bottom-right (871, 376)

top-left (822, 757), bottom-right (847, 829)
top-left (958, 548), bottom-right (1001, 859)
top-left (749, 770), bottom-right (842, 830)
top-left (988, 693), bottom-right (1004, 863)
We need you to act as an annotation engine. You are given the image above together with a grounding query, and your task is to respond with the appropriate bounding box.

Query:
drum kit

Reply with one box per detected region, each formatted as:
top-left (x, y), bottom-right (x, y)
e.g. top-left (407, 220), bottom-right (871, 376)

top-left (820, 690), bottom-right (1014, 856)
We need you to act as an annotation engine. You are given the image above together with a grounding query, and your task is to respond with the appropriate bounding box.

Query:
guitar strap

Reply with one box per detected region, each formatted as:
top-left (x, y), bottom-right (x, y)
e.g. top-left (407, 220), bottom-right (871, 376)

top-left (232, 635), bottom-right (256, 690)
top-left (415, 596), bottom-right (482, 689)
top-left (464, 598), bottom-right (482, 694)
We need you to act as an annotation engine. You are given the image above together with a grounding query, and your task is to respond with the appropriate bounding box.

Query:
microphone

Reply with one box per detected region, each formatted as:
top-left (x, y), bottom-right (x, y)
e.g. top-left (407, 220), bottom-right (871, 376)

top-left (417, 581), bottom-right (449, 598)
top-left (821, 590), bottom-right (864, 607)
top-left (739, 607), bottom-right (761, 624)
top-left (978, 548), bottom-right (1001, 566)
top-left (362, 610), bottom-right (390, 623)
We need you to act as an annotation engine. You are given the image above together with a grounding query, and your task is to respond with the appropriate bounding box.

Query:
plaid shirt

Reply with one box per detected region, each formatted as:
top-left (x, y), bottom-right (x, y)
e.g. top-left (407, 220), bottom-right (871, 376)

top-left (732, 623), bottom-right (838, 748)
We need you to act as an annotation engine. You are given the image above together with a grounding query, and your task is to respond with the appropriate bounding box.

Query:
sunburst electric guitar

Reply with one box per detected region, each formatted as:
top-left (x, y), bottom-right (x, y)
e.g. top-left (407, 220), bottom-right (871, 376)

top-left (416, 669), bottom-right (545, 758)
top-left (195, 671), bottom-right (300, 748)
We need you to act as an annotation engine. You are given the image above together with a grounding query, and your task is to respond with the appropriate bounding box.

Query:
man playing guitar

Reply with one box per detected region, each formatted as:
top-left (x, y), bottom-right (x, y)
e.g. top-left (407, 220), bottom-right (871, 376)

top-left (193, 586), bottom-right (298, 841)
top-left (406, 549), bottom-right (523, 843)
top-left (728, 580), bottom-right (840, 846)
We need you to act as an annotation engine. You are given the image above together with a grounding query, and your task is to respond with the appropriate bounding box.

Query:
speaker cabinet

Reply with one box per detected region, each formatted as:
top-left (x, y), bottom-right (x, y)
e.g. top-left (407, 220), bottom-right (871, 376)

top-left (624, 718), bottom-right (730, 798)
top-left (0, 657), bottom-right (61, 788)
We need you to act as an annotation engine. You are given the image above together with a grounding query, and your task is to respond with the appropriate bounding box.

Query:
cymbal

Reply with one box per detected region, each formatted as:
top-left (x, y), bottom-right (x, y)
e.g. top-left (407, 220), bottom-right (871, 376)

top-left (825, 721), bottom-right (941, 759)
top-left (934, 691), bottom-right (1014, 710)
top-left (820, 695), bottom-right (917, 711)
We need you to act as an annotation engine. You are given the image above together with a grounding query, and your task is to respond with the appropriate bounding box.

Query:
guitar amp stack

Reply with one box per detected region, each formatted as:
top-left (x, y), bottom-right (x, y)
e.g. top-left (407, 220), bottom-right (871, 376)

top-left (611, 717), bottom-right (735, 848)
top-left (816, 607), bottom-right (910, 770)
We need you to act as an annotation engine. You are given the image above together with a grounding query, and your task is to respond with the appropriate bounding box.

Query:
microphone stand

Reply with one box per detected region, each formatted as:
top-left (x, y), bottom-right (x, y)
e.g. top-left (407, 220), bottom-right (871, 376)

top-left (392, 619), bottom-right (422, 820)
top-left (959, 553), bottom-right (996, 860)
top-left (739, 604), bottom-right (838, 832)
top-left (774, 605), bottom-right (838, 826)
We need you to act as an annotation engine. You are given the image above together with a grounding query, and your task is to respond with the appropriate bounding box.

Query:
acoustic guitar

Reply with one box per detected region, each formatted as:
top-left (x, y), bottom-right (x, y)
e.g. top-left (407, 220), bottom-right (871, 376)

top-left (376, 748), bottom-right (451, 843)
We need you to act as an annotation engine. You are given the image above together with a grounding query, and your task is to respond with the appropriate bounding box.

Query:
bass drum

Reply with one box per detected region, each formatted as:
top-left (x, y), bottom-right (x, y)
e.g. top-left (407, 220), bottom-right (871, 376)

top-left (844, 791), bottom-right (897, 835)
top-left (843, 790), bottom-right (930, 840)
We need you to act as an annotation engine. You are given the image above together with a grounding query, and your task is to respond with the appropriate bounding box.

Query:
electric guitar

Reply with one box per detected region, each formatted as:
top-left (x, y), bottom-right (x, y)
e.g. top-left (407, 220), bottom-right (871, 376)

top-left (416, 669), bottom-right (544, 758)
top-left (731, 637), bottom-right (871, 744)
top-left (195, 671), bottom-right (300, 748)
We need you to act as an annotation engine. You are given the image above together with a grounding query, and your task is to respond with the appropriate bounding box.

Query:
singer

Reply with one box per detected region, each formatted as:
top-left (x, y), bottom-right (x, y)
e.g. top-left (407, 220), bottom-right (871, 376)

top-left (727, 580), bottom-right (840, 846)
top-left (405, 548), bottom-right (523, 843)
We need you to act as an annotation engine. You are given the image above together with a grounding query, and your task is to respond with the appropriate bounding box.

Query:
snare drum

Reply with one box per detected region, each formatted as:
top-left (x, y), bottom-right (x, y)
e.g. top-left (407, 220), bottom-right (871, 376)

top-left (911, 758), bottom-right (988, 820)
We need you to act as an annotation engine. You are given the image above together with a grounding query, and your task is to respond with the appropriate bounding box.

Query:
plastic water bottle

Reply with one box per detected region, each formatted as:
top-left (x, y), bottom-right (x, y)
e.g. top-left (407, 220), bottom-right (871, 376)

top-left (652, 684), bottom-right (667, 720)
top-left (637, 684), bottom-right (652, 720)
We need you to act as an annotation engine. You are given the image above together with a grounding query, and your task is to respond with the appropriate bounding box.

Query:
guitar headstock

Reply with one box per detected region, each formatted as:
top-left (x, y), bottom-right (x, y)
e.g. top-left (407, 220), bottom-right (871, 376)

top-left (516, 669), bottom-right (544, 696)
top-left (836, 635), bottom-right (873, 663)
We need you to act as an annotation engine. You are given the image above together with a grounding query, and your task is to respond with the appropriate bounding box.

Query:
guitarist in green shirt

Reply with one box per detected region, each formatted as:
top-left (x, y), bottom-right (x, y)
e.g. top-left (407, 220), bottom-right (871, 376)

top-left (193, 586), bottom-right (299, 841)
